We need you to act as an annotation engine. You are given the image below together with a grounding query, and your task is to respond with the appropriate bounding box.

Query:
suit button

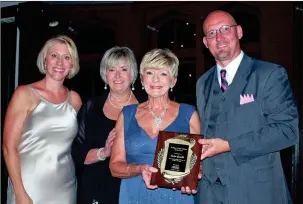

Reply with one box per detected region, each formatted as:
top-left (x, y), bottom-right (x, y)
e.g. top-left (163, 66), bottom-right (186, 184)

top-left (221, 96), bottom-right (225, 100)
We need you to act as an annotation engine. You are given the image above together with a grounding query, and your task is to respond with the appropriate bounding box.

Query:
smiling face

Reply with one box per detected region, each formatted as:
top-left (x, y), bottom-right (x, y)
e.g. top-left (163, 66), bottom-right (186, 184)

top-left (44, 42), bottom-right (73, 82)
top-left (202, 11), bottom-right (243, 67)
top-left (141, 67), bottom-right (176, 98)
top-left (106, 57), bottom-right (132, 93)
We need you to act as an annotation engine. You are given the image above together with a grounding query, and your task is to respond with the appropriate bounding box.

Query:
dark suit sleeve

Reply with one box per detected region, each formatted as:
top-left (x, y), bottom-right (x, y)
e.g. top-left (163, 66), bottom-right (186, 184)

top-left (71, 100), bottom-right (93, 165)
top-left (229, 66), bottom-right (299, 165)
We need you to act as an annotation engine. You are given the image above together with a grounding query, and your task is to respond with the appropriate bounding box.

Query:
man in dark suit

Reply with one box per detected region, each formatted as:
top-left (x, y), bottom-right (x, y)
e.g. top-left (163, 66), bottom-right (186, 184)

top-left (195, 10), bottom-right (299, 204)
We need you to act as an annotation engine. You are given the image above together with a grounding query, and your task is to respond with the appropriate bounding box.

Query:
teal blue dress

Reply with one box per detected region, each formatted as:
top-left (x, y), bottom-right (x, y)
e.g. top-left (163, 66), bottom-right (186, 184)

top-left (119, 103), bottom-right (196, 204)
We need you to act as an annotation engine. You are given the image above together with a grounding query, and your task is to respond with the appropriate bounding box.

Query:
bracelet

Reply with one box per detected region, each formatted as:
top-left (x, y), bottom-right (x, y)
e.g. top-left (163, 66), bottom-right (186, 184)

top-left (126, 164), bottom-right (131, 176)
top-left (97, 147), bottom-right (106, 161)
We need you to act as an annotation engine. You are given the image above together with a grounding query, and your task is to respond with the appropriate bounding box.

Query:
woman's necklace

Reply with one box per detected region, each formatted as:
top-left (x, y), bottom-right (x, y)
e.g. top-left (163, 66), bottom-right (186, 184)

top-left (148, 104), bottom-right (168, 129)
top-left (108, 91), bottom-right (132, 109)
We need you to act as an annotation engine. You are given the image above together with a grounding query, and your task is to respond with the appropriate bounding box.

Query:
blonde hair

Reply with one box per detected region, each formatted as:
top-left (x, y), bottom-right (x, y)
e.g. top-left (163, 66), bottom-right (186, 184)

top-left (36, 35), bottom-right (80, 79)
top-left (100, 46), bottom-right (138, 84)
top-left (140, 48), bottom-right (179, 78)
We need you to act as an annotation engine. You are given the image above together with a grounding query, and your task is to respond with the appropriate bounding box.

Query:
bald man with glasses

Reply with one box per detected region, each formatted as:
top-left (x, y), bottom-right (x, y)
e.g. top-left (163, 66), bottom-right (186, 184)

top-left (193, 10), bottom-right (298, 204)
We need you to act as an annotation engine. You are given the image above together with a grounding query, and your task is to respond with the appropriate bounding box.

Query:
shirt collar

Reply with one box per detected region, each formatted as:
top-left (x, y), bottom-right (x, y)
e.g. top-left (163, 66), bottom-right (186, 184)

top-left (217, 50), bottom-right (244, 86)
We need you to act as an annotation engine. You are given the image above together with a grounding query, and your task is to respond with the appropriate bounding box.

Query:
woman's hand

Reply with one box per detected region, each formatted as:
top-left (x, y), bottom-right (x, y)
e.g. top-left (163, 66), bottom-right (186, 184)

top-left (84, 128), bottom-right (117, 164)
top-left (140, 164), bottom-right (158, 189)
top-left (102, 128), bottom-right (116, 158)
top-left (16, 193), bottom-right (33, 204)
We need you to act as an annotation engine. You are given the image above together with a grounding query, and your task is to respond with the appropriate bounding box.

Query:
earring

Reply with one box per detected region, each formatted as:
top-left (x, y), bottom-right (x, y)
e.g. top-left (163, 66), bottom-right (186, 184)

top-left (170, 87), bottom-right (173, 92)
top-left (104, 84), bottom-right (107, 90)
top-left (142, 86), bottom-right (145, 90)
top-left (132, 84), bottom-right (135, 91)
top-left (44, 64), bottom-right (46, 70)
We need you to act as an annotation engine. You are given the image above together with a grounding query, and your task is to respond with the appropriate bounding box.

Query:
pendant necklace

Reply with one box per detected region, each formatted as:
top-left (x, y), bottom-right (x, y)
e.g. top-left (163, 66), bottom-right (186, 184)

top-left (148, 104), bottom-right (168, 129)
top-left (108, 91), bottom-right (132, 109)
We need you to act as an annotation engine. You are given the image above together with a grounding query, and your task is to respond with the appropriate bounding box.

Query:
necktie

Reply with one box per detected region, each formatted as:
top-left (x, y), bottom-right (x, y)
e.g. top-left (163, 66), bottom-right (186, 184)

top-left (220, 69), bottom-right (228, 92)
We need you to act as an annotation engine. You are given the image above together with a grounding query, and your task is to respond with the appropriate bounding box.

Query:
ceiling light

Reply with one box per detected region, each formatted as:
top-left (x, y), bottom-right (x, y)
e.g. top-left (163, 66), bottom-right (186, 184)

top-left (49, 21), bottom-right (59, 27)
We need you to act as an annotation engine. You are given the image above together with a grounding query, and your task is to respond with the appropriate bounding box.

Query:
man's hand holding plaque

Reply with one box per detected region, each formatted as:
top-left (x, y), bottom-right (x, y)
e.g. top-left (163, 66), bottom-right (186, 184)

top-left (150, 131), bottom-right (203, 190)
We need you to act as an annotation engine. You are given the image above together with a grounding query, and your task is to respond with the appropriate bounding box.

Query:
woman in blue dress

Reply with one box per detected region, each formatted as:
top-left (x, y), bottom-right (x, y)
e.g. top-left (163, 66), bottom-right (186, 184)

top-left (110, 48), bottom-right (200, 204)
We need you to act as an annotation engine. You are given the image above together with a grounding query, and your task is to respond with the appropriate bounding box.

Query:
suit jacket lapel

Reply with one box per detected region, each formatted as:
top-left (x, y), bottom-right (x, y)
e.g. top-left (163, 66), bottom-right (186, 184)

top-left (222, 54), bottom-right (254, 111)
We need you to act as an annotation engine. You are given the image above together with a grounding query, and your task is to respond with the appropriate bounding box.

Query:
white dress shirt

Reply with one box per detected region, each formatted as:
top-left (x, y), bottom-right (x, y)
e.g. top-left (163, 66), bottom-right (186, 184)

top-left (217, 51), bottom-right (244, 86)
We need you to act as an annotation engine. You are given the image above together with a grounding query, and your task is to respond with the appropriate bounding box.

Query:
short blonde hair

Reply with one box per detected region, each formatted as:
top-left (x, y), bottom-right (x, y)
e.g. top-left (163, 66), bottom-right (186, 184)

top-left (100, 46), bottom-right (138, 84)
top-left (140, 49), bottom-right (179, 78)
top-left (36, 35), bottom-right (80, 79)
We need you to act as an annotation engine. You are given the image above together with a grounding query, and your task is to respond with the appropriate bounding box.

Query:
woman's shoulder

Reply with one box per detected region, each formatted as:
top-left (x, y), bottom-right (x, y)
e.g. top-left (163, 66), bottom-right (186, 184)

top-left (178, 103), bottom-right (196, 118)
top-left (122, 103), bottom-right (138, 113)
top-left (121, 104), bottom-right (138, 124)
top-left (69, 90), bottom-right (82, 111)
top-left (7, 84), bottom-right (39, 113)
top-left (11, 85), bottom-right (32, 103)
top-left (14, 84), bottom-right (31, 94)
top-left (179, 103), bottom-right (196, 110)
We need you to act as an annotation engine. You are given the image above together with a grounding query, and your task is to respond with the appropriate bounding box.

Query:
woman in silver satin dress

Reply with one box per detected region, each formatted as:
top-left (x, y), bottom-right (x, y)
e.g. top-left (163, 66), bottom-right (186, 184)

top-left (3, 35), bottom-right (82, 204)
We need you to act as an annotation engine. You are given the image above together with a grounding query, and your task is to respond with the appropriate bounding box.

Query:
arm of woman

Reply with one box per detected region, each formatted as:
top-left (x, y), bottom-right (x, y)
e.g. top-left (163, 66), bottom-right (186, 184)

top-left (70, 90), bottom-right (82, 112)
top-left (3, 86), bottom-right (34, 203)
top-left (109, 112), bottom-right (141, 178)
top-left (84, 128), bottom-right (116, 165)
top-left (189, 110), bottom-right (200, 134)
top-left (71, 99), bottom-right (114, 166)
top-left (110, 112), bottom-right (158, 189)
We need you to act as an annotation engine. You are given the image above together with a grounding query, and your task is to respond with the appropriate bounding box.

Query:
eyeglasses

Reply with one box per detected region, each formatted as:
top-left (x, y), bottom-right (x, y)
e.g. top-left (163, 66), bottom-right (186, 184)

top-left (205, 25), bottom-right (238, 39)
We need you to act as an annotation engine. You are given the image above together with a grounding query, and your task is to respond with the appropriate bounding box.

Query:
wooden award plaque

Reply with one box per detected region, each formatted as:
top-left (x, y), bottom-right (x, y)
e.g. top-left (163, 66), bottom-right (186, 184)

top-left (150, 131), bottom-right (203, 189)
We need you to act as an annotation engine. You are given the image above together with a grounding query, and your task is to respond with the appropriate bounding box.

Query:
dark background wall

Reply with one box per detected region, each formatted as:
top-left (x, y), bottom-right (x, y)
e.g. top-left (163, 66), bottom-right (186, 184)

top-left (1, 1), bottom-right (302, 203)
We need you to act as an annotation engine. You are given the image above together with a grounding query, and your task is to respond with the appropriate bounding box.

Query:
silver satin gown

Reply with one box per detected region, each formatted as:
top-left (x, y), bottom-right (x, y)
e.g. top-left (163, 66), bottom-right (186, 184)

top-left (6, 87), bottom-right (78, 204)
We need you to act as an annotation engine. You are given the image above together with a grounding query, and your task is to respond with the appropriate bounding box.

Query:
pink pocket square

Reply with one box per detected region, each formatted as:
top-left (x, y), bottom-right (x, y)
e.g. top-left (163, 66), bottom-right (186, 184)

top-left (240, 94), bottom-right (254, 105)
